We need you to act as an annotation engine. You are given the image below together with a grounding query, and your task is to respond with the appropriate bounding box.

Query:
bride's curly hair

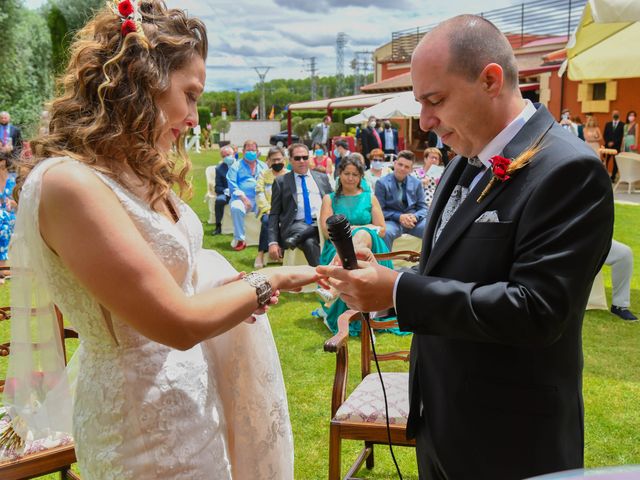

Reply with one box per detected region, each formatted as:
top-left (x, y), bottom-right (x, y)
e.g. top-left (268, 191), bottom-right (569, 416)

top-left (16, 0), bottom-right (207, 207)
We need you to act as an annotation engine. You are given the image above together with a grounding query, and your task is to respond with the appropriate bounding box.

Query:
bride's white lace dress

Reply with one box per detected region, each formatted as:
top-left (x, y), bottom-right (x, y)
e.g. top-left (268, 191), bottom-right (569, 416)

top-left (14, 157), bottom-right (293, 479)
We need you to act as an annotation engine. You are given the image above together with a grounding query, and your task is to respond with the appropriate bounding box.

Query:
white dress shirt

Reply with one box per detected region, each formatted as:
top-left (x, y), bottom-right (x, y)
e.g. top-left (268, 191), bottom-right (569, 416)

top-left (294, 172), bottom-right (323, 221)
top-left (384, 128), bottom-right (395, 149)
top-left (392, 99), bottom-right (537, 308)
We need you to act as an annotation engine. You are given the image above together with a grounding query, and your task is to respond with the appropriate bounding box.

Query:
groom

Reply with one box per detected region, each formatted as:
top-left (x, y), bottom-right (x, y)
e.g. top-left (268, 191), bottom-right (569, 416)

top-left (318, 15), bottom-right (614, 480)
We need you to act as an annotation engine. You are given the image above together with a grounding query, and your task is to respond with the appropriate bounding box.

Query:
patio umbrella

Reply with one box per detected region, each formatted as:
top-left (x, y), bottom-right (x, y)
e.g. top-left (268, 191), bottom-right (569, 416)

top-left (563, 0), bottom-right (640, 80)
top-left (345, 91), bottom-right (420, 124)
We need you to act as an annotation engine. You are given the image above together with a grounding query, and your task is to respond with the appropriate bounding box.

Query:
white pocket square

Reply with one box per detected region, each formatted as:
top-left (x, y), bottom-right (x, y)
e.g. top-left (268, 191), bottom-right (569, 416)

top-left (475, 210), bottom-right (500, 223)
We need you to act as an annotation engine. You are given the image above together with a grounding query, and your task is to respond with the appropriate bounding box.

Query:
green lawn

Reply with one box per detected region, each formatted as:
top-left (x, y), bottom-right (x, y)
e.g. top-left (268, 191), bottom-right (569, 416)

top-left (1, 150), bottom-right (638, 479)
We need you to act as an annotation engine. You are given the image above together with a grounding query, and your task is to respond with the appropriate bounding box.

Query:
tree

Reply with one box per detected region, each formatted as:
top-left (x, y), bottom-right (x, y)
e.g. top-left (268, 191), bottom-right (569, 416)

top-left (215, 119), bottom-right (231, 141)
top-left (52, 0), bottom-right (104, 32)
top-left (47, 5), bottom-right (70, 75)
top-left (0, 1), bottom-right (54, 136)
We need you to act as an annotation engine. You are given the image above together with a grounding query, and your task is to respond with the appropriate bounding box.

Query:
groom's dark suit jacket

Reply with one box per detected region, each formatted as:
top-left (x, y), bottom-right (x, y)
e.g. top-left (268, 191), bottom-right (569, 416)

top-left (396, 105), bottom-right (613, 479)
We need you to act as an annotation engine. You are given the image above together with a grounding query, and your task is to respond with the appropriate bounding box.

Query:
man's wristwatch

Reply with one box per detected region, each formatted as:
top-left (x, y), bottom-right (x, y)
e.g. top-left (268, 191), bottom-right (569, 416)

top-left (243, 272), bottom-right (273, 307)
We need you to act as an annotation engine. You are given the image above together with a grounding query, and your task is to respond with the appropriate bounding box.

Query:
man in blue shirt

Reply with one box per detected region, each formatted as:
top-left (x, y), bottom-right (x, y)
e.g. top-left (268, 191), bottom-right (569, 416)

top-left (226, 139), bottom-right (267, 250)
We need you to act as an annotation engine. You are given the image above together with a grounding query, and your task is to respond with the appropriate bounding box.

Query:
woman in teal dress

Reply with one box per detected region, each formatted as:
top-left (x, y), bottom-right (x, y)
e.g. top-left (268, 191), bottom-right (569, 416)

top-left (622, 110), bottom-right (639, 152)
top-left (317, 155), bottom-right (407, 336)
top-left (0, 156), bottom-right (16, 282)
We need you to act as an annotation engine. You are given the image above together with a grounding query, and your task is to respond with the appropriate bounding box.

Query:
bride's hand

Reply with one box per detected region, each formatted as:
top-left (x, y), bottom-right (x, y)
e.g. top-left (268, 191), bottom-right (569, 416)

top-left (261, 265), bottom-right (325, 292)
top-left (222, 272), bottom-right (280, 323)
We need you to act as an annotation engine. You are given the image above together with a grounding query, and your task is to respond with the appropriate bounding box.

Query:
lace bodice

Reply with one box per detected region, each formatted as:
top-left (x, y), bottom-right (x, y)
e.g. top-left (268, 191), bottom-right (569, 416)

top-left (13, 157), bottom-right (293, 479)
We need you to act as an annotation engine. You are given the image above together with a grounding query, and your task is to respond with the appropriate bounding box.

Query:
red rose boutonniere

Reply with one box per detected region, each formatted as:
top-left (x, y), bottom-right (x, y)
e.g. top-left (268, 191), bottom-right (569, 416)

top-left (118, 0), bottom-right (134, 17)
top-left (477, 146), bottom-right (540, 203)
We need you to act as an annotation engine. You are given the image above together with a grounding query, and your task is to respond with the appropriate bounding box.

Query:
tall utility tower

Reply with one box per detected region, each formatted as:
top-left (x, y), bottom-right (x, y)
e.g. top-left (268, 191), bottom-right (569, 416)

top-left (336, 32), bottom-right (347, 97)
top-left (253, 66), bottom-right (272, 120)
top-left (352, 51), bottom-right (373, 94)
top-left (303, 57), bottom-right (318, 100)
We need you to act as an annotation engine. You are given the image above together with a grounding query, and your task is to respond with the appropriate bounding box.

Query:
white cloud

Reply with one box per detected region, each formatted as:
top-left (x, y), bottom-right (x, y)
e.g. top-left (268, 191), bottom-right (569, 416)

top-left (24, 0), bottom-right (521, 91)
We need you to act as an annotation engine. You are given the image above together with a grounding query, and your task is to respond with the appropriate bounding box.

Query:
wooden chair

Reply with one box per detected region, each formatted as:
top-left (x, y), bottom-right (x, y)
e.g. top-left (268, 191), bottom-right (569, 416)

top-left (0, 269), bottom-right (80, 480)
top-left (324, 250), bottom-right (419, 480)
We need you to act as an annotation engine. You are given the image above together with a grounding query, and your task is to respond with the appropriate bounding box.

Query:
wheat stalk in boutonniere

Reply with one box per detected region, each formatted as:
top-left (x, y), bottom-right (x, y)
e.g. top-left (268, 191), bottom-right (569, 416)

top-left (476, 146), bottom-right (541, 203)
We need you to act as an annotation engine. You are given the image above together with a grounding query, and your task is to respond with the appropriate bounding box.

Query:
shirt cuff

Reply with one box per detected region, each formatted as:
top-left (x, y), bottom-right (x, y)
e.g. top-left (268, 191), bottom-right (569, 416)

top-left (392, 272), bottom-right (404, 311)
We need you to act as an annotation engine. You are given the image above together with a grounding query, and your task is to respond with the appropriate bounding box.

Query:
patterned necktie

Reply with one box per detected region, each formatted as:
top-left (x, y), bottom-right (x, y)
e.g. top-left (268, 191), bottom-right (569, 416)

top-left (434, 157), bottom-right (484, 244)
top-left (300, 174), bottom-right (313, 225)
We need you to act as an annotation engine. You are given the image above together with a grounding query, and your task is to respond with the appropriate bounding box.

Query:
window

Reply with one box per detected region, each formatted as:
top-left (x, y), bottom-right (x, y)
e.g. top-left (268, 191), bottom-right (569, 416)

top-left (592, 83), bottom-right (607, 101)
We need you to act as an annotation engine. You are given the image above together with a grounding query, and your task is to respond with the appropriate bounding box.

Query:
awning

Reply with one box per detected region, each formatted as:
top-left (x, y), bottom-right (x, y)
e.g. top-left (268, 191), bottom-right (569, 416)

top-left (345, 91), bottom-right (420, 124)
top-left (563, 0), bottom-right (640, 80)
top-left (287, 92), bottom-right (400, 112)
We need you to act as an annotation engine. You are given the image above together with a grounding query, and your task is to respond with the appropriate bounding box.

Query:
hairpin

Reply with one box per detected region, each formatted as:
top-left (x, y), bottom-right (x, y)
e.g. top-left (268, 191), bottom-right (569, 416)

top-left (110, 0), bottom-right (144, 38)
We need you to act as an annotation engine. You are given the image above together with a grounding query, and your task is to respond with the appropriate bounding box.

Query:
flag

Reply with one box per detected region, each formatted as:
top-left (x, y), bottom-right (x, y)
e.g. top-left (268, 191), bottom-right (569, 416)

top-left (250, 105), bottom-right (259, 119)
top-left (268, 105), bottom-right (275, 120)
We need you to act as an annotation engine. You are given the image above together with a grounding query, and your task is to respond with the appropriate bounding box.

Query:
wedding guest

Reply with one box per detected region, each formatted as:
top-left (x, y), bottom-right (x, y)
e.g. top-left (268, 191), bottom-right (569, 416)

top-left (267, 143), bottom-right (333, 266)
top-left (605, 240), bottom-right (637, 321)
top-left (254, 146), bottom-right (287, 268)
top-left (1, 3), bottom-right (318, 478)
top-left (621, 110), bottom-right (639, 152)
top-left (604, 110), bottom-right (625, 180)
top-left (332, 139), bottom-right (350, 177)
top-left (317, 155), bottom-right (401, 336)
top-left (375, 149), bottom-right (428, 249)
top-left (211, 145), bottom-right (234, 235)
top-left (0, 111), bottom-right (23, 160)
top-left (381, 120), bottom-right (399, 155)
top-left (311, 142), bottom-right (333, 176)
top-left (573, 116), bottom-right (585, 141)
top-left (0, 156), bottom-right (16, 282)
top-left (226, 139), bottom-right (267, 251)
top-left (360, 116), bottom-right (383, 166)
top-left (364, 148), bottom-right (391, 191)
top-left (414, 147), bottom-right (444, 206)
top-left (583, 116), bottom-right (603, 154)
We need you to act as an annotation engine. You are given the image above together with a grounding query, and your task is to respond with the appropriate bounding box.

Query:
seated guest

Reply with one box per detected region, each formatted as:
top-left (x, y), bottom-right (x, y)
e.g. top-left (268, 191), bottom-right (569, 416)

top-left (413, 147), bottom-right (444, 207)
top-left (311, 143), bottom-right (333, 177)
top-left (332, 139), bottom-right (350, 178)
top-left (268, 143), bottom-right (332, 266)
top-left (364, 148), bottom-right (391, 191)
top-left (375, 149), bottom-right (427, 249)
top-left (254, 147), bottom-right (287, 268)
top-left (317, 155), bottom-right (405, 336)
top-left (211, 145), bottom-right (235, 235)
top-left (226, 139), bottom-right (267, 251)
top-left (606, 239), bottom-right (637, 321)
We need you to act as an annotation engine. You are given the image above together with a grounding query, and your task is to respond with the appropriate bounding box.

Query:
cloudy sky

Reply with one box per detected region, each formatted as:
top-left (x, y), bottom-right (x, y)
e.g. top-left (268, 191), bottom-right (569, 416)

top-left (24, 0), bottom-right (520, 91)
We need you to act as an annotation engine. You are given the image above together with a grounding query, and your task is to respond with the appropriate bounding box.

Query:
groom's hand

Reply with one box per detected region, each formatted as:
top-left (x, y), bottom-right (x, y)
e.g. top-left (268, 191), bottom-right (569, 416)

top-left (316, 249), bottom-right (397, 313)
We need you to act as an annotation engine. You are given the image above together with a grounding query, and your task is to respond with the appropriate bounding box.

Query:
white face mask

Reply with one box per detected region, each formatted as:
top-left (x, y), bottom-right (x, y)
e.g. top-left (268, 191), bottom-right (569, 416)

top-left (369, 122), bottom-right (376, 128)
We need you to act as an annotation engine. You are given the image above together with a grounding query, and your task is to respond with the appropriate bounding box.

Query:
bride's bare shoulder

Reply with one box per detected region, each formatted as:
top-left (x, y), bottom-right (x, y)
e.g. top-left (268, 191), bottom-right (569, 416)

top-left (40, 160), bottom-right (114, 204)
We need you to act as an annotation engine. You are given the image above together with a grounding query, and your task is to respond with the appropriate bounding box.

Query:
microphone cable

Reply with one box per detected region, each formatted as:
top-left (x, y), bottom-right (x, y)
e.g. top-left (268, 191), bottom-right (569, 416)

top-left (326, 214), bottom-right (403, 480)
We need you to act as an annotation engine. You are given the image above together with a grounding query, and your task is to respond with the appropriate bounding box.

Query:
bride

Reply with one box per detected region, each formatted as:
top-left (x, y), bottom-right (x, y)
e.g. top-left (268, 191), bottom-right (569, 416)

top-left (1, 1), bottom-right (319, 478)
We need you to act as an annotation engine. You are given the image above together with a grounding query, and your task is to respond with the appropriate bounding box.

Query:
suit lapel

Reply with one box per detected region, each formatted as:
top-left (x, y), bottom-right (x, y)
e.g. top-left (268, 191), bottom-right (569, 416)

top-left (422, 104), bottom-right (556, 274)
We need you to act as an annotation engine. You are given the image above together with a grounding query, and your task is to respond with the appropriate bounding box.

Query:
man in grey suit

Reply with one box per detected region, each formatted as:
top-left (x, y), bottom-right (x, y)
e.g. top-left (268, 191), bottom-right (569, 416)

top-left (310, 115), bottom-right (332, 148)
top-left (319, 14), bottom-right (613, 480)
top-left (375, 150), bottom-right (428, 249)
top-left (268, 143), bottom-right (333, 266)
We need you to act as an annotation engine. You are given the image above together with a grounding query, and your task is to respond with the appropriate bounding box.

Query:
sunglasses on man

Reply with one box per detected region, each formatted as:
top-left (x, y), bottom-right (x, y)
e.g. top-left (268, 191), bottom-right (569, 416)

top-left (292, 155), bottom-right (309, 161)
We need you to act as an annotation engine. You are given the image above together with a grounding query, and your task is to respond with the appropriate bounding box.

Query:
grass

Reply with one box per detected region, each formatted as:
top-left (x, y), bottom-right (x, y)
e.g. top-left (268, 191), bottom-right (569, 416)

top-left (0, 150), bottom-right (638, 479)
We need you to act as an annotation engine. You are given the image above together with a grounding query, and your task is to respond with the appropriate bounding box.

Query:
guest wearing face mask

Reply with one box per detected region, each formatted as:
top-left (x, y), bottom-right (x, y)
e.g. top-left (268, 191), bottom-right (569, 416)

top-left (254, 146), bottom-right (287, 268)
top-left (364, 148), bottom-right (391, 191)
top-left (212, 145), bottom-right (235, 235)
top-left (226, 139), bottom-right (267, 251)
top-left (621, 110), bottom-right (639, 153)
top-left (332, 139), bottom-right (350, 178)
top-left (360, 116), bottom-right (383, 167)
top-left (604, 110), bottom-right (625, 181)
top-left (310, 143), bottom-right (334, 177)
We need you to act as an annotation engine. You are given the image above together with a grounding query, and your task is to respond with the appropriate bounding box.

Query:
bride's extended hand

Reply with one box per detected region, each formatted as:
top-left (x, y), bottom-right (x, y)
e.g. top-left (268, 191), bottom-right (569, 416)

top-left (261, 265), bottom-right (326, 292)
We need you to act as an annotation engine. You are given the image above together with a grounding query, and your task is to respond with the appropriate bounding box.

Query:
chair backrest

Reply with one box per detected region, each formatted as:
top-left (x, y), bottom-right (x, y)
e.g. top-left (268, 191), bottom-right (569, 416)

top-left (615, 152), bottom-right (640, 182)
top-left (205, 165), bottom-right (217, 195)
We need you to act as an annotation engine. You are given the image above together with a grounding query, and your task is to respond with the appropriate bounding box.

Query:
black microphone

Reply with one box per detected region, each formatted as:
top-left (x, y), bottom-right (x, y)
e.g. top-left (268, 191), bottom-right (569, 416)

top-left (326, 214), bottom-right (358, 270)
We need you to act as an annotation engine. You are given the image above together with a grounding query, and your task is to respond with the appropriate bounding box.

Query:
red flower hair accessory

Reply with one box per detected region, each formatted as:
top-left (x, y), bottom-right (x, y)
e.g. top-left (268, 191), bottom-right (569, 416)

top-left (111, 0), bottom-right (144, 38)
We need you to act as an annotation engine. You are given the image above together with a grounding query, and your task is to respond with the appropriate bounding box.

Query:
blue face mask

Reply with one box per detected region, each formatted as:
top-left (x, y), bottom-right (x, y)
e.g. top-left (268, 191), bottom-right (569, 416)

top-left (314, 149), bottom-right (324, 157)
top-left (223, 155), bottom-right (235, 165)
top-left (333, 148), bottom-right (339, 157)
top-left (371, 160), bottom-right (385, 170)
top-left (244, 150), bottom-right (258, 162)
